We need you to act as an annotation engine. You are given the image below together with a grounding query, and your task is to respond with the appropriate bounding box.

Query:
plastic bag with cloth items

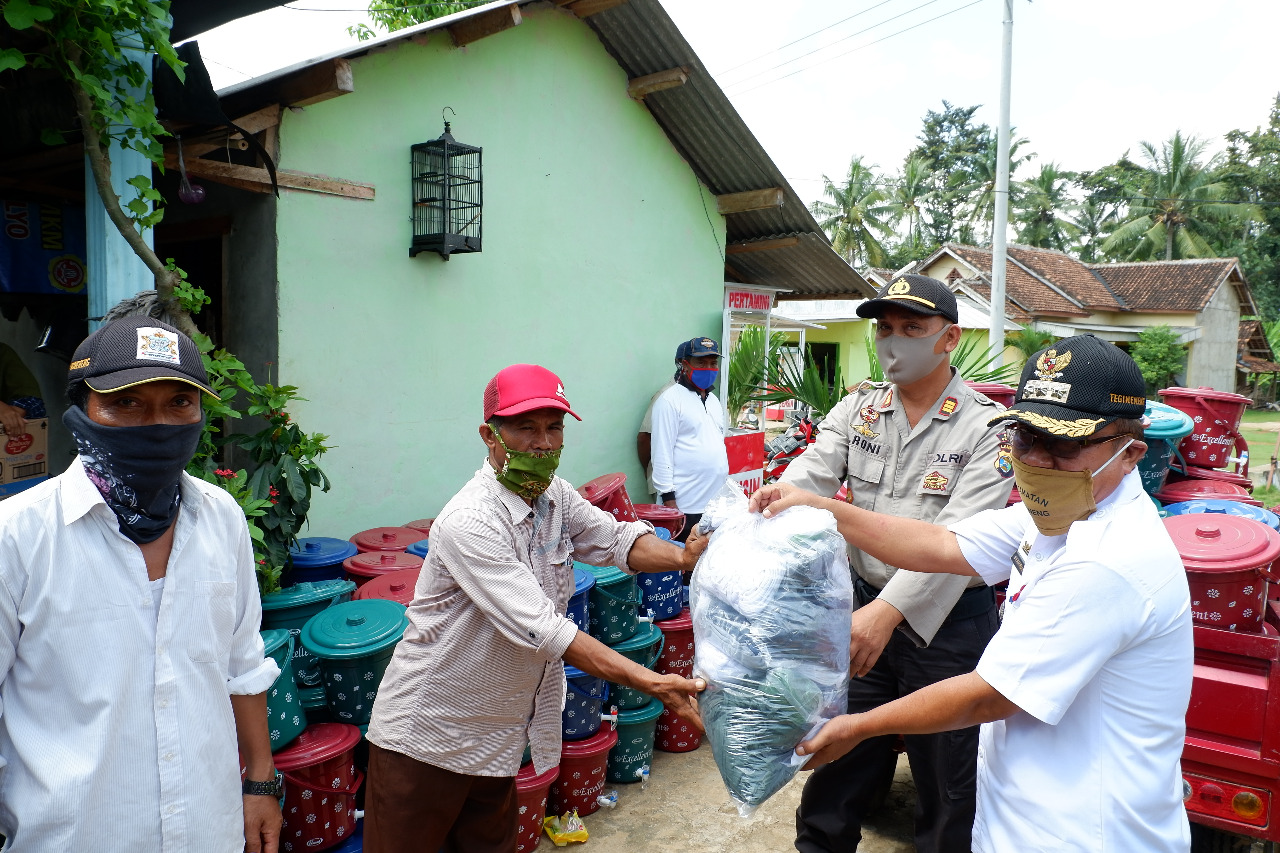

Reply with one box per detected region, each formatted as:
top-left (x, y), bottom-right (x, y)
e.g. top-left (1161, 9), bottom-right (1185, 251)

top-left (691, 479), bottom-right (852, 816)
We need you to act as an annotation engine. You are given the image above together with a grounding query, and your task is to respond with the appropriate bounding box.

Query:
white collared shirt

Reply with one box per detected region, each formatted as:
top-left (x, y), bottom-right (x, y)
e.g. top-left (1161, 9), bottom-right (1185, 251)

top-left (951, 471), bottom-right (1193, 852)
top-left (0, 459), bottom-right (278, 852)
top-left (650, 384), bottom-right (729, 514)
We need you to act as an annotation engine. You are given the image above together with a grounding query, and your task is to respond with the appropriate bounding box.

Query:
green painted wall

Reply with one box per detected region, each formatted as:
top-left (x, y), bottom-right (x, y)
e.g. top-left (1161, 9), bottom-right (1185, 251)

top-left (272, 7), bottom-right (725, 532)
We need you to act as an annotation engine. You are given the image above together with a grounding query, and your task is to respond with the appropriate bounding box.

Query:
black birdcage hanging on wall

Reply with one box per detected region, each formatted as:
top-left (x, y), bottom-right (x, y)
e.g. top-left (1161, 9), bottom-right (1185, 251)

top-left (410, 111), bottom-right (482, 260)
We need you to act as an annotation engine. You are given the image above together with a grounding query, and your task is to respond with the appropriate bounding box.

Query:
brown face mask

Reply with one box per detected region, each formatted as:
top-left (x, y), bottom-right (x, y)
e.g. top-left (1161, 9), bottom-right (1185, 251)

top-left (1012, 438), bottom-right (1134, 536)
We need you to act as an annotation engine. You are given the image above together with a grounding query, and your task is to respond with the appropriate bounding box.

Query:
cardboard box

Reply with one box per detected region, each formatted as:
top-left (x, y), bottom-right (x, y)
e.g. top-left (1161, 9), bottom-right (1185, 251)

top-left (0, 418), bottom-right (48, 499)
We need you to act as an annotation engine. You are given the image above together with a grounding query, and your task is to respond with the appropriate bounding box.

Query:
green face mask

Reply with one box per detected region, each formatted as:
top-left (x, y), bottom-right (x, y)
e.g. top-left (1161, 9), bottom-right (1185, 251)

top-left (489, 426), bottom-right (561, 500)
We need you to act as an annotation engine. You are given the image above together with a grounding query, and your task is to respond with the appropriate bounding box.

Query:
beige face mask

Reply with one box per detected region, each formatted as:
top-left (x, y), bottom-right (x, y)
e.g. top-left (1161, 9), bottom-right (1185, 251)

top-left (1012, 438), bottom-right (1134, 536)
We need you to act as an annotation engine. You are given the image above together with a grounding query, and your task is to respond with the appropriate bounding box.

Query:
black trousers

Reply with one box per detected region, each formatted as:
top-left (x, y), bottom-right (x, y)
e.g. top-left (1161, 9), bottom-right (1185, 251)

top-left (795, 598), bottom-right (999, 853)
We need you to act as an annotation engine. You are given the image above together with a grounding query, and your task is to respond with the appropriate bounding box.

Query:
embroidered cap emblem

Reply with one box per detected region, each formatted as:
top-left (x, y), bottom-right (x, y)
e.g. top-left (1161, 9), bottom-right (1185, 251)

top-left (1023, 349), bottom-right (1074, 404)
top-left (1034, 349), bottom-right (1072, 381)
top-left (887, 280), bottom-right (911, 296)
top-left (556, 383), bottom-right (567, 399)
top-left (136, 327), bottom-right (181, 365)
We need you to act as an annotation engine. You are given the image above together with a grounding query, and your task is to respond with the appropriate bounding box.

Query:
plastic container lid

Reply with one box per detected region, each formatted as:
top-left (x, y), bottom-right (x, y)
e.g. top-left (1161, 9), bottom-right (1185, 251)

top-left (406, 538), bottom-right (429, 559)
top-left (1155, 479), bottom-right (1263, 507)
top-left (403, 518), bottom-right (434, 536)
top-left (579, 562), bottom-right (629, 587)
top-left (655, 606), bottom-right (692, 632)
top-left (349, 527), bottom-right (428, 553)
top-left (577, 473), bottom-right (627, 503)
top-left (1144, 400), bottom-right (1195, 440)
top-left (572, 568), bottom-right (594, 599)
top-left (653, 527), bottom-right (672, 542)
top-left (965, 381), bottom-right (1016, 394)
top-left (343, 551), bottom-right (424, 578)
top-left (610, 621), bottom-right (663, 653)
top-left (615, 697), bottom-right (664, 725)
top-left (272, 722), bottom-right (363, 772)
top-left (1163, 514), bottom-right (1280, 573)
top-left (1159, 386), bottom-right (1252, 405)
top-left (354, 568), bottom-right (421, 605)
top-left (560, 724), bottom-right (618, 756)
top-left (301, 599), bottom-right (410, 660)
top-left (516, 762), bottom-right (560, 789)
top-left (261, 628), bottom-right (292, 658)
top-left (289, 537), bottom-right (359, 568)
top-left (1163, 499), bottom-right (1280, 531)
top-left (633, 504), bottom-right (685, 521)
top-left (1174, 465), bottom-right (1253, 491)
top-left (564, 664), bottom-right (602, 681)
top-left (261, 579), bottom-right (358, 611)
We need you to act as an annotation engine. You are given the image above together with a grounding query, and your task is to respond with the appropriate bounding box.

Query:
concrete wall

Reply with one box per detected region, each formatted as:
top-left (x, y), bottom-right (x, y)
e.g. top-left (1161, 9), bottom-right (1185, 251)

top-left (271, 6), bottom-right (725, 532)
top-left (1188, 280), bottom-right (1240, 391)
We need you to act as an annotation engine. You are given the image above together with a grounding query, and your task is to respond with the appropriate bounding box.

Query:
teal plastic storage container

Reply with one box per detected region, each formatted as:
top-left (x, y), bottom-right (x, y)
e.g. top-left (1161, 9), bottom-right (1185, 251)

top-left (302, 599), bottom-right (409, 725)
top-left (583, 562), bottom-right (645, 645)
top-left (1138, 401), bottom-right (1194, 496)
top-left (261, 629), bottom-right (307, 752)
top-left (606, 697), bottom-right (663, 783)
top-left (261, 579), bottom-right (356, 688)
top-left (606, 622), bottom-right (664, 710)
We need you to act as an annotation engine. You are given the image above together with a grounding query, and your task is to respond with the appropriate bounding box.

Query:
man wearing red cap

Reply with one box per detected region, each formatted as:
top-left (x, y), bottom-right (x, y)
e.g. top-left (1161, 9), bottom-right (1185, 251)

top-left (365, 364), bottom-right (708, 853)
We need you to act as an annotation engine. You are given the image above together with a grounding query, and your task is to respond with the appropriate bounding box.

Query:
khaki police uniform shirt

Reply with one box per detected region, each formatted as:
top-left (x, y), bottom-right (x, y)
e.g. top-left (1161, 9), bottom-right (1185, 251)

top-left (781, 368), bottom-right (1014, 646)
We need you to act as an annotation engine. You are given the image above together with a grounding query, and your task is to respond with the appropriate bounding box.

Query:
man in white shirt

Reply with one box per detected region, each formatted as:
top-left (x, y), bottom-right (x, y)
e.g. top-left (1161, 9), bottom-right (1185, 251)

top-left (650, 337), bottom-right (730, 541)
top-left (752, 335), bottom-right (1193, 853)
top-left (0, 316), bottom-right (281, 852)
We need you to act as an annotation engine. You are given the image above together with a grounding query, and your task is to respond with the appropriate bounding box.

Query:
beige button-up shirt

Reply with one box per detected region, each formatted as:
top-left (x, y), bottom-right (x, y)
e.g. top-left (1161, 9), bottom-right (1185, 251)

top-left (782, 368), bottom-right (1013, 645)
top-left (367, 462), bottom-right (649, 777)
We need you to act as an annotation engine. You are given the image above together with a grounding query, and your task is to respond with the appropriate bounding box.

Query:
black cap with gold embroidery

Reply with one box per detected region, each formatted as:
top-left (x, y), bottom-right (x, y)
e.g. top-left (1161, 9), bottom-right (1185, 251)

top-left (857, 274), bottom-right (959, 324)
top-left (989, 334), bottom-right (1146, 437)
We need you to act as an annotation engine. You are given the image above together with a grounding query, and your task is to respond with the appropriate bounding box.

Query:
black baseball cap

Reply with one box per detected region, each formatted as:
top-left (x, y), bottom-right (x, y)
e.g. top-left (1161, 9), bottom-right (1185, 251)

top-left (990, 334), bottom-right (1146, 437)
top-left (675, 337), bottom-right (721, 361)
top-left (857, 274), bottom-right (959, 325)
top-left (68, 316), bottom-right (215, 396)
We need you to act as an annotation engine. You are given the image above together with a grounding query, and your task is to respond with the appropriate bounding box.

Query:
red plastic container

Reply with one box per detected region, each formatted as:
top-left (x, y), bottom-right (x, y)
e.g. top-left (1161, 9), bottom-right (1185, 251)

top-left (1165, 515), bottom-right (1280, 632)
top-left (1159, 386), bottom-right (1250, 470)
top-left (349, 527), bottom-right (428, 554)
top-left (633, 504), bottom-right (686, 538)
top-left (1156, 479), bottom-right (1263, 508)
top-left (1168, 464), bottom-right (1254, 493)
top-left (402, 518), bottom-right (434, 537)
top-left (515, 762), bottom-right (560, 853)
top-left (273, 723), bottom-right (363, 852)
top-left (353, 567), bottom-right (420, 606)
top-left (343, 551), bottom-right (423, 588)
top-left (655, 708), bottom-right (701, 753)
top-left (655, 608), bottom-right (694, 678)
top-left (549, 725), bottom-right (617, 816)
top-left (576, 473), bottom-right (638, 523)
top-left (965, 381), bottom-right (1017, 408)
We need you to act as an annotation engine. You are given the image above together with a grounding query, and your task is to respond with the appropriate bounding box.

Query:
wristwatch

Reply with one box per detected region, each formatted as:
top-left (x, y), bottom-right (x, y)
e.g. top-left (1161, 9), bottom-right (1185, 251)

top-left (242, 770), bottom-right (284, 797)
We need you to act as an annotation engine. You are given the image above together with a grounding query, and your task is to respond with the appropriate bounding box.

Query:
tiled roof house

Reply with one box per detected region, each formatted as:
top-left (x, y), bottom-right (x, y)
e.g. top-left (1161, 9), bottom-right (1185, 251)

top-left (914, 243), bottom-right (1257, 392)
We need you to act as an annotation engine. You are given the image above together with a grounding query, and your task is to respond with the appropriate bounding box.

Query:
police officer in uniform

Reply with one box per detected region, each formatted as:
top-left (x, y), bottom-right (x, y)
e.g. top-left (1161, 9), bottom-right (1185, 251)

top-left (783, 274), bottom-right (1015, 853)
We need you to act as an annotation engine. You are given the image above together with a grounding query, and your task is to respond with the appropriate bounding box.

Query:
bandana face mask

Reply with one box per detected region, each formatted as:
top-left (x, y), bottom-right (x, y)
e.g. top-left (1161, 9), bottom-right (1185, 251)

top-left (1012, 437), bottom-right (1134, 536)
top-left (489, 425), bottom-right (561, 500)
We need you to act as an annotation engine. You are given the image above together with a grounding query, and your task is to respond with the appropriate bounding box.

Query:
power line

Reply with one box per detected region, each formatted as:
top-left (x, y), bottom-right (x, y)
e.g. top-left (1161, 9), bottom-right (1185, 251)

top-left (728, 0), bottom-right (986, 98)
top-left (720, 0), bottom-right (950, 91)
top-left (713, 0), bottom-right (900, 78)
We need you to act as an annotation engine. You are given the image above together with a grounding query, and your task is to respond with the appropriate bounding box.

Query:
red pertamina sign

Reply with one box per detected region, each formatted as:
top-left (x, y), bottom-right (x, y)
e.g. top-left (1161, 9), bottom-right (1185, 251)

top-left (725, 289), bottom-right (773, 310)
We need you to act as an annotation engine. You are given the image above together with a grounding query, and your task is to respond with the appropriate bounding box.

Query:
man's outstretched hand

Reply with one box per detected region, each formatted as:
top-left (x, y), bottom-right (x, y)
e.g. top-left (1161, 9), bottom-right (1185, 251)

top-left (748, 482), bottom-right (823, 517)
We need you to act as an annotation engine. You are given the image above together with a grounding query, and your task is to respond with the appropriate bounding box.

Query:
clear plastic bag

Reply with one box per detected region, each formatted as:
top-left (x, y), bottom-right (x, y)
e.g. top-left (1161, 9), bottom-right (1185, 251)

top-left (691, 479), bottom-right (853, 816)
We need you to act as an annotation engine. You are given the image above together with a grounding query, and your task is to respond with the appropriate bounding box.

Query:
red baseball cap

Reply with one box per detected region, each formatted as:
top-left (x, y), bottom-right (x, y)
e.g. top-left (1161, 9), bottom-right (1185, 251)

top-left (483, 364), bottom-right (581, 422)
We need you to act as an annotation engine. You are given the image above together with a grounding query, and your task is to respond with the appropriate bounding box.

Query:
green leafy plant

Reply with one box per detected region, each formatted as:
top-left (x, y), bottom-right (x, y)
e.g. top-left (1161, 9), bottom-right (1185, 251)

top-left (861, 336), bottom-right (884, 383)
top-left (1129, 325), bottom-right (1187, 396)
top-left (1004, 324), bottom-right (1057, 360)
top-left (754, 352), bottom-right (847, 420)
top-left (726, 326), bottom-right (786, 427)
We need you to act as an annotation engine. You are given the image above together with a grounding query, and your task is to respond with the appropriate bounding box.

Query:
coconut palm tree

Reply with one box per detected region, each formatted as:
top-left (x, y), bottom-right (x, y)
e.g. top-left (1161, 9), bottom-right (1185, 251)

top-left (1101, 131), bottom-right (1261, 260)
top-left (810, 156), bottom-right (896, 268)
top-left (885, 154), bottom-right (934, 253)
top-left (1015, 163), bottom-right (1081, 251)
top-left (1073, 196), bottom-right (1119, 262)
top-left (965, 131), bottom-right (1033, 244)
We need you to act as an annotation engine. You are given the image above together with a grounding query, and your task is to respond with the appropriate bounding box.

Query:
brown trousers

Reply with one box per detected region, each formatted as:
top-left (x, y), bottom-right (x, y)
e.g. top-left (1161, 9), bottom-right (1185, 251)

top-left (364, 743), bottom-right (518, 853)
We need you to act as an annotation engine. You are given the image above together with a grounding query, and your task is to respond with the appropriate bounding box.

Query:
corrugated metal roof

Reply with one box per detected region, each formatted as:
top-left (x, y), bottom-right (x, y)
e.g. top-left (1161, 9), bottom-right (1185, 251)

top-left (216, 0), bottom-right (871, 298)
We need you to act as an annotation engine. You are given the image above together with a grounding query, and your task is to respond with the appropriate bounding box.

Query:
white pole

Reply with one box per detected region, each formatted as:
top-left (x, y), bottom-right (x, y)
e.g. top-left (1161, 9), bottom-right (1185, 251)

top-left (988, 0), bottom-right (1014, 364)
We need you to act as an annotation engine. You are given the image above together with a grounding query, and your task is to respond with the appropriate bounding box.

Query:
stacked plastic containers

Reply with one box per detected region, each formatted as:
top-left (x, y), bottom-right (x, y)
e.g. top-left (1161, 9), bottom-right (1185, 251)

top-left (1156, 386), bottom-right (1255, 508)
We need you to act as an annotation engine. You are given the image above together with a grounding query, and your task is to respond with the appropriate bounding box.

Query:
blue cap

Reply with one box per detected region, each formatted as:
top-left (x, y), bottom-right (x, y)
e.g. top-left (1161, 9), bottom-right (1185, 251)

top-left (676, 337), bottom-right (720, 361)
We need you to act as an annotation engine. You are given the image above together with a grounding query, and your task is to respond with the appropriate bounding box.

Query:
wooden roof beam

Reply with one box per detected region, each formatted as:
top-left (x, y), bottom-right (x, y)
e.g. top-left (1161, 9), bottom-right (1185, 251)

top-left (450, 4), bottom-right (522, 47)
top-left (164, 156), bottom-right (374, 200)
top-left (559, 0), bottom-right (629, 17)
top-left (716, 188), bottom-right (784, 215)
top-left (726, 236), bottom-right (800, 255)
top-left (221, 59), bottom-right (352, 116)
top-left (627, 67), bottom-right (688, 100)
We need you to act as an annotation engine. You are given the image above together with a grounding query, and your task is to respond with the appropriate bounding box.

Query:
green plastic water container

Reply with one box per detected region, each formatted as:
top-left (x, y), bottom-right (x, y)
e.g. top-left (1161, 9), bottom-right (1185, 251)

top-left (606, 697), bottom-right (663, 783)
top-left (583, 562), bottom-right (646, 645)
top-left (1138, 401), bottom-right (1195, 496)
top-left (261, 629), bottom-right (307, 752)
top-left (261, 579), bottom-right (357, 688)
top-left (301, 598), bottom-right (409, 726)
top-left (606, 622), bottom-right (664, 710)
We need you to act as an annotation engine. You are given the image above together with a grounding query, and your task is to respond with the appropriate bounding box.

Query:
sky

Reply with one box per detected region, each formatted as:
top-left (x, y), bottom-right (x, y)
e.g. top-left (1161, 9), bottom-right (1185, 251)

top-left (195, 0), bottom-right (1280, 207)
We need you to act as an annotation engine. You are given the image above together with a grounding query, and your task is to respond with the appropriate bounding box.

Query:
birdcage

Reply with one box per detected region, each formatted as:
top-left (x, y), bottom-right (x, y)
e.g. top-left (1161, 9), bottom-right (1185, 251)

top-left (410, 121), bottom-right (482, 259)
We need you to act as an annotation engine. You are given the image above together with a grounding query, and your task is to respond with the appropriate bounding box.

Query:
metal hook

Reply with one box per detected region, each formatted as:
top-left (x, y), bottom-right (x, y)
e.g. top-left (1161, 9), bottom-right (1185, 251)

top-left (442, 106), bottom-right (456, 132)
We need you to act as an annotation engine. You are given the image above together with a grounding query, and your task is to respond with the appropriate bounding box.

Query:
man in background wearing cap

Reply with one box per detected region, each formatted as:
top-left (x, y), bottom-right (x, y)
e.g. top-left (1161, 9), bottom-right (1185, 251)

top-left (650, 337), bottom-right (730, 542)
top-left (753, 334), bottom-right (1192, 852)
top-left (0, 316), bottom-right (282, 851)
top-left (365, 363), bottom-right (709, 853)
top-left (781, 274), bottom-right (1012, 853)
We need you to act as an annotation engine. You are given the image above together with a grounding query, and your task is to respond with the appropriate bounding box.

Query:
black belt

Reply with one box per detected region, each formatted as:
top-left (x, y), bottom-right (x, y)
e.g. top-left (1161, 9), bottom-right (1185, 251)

top-left (854, 575), bottom-right (995, 624)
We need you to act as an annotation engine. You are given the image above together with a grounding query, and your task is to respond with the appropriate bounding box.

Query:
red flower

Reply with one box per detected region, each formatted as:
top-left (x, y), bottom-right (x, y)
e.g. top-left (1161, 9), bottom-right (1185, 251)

top-left (215, 468), bottom-right (237, 478)
top-left (270, 499), bottom-right (278, 504)
top-left (269, 487), bottom-right (279, 497)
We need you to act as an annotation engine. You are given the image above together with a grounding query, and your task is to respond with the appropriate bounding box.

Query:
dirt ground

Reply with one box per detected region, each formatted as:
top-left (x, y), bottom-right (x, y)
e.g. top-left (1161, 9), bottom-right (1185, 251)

top-left (566, 744), bottom-right (915, 853)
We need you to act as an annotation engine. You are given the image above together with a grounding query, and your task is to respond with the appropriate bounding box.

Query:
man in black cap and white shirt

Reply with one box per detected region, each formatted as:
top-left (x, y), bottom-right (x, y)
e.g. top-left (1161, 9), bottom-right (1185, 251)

top-left (0, 316), bottom-right (282, 852)
top-left (780, 274), bottom-right (1013, 853)
top-left (651, 337), bottom-right (730, 541)
top-left (754, 334), bottom-right (1192, 853)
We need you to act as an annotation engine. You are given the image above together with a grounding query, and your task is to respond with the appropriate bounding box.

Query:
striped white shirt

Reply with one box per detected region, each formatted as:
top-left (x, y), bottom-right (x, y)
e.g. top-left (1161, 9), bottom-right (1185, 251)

top-left (0, 459), bottom-right (278, 852)
top-left (367, 462), bottom-right (649, 777)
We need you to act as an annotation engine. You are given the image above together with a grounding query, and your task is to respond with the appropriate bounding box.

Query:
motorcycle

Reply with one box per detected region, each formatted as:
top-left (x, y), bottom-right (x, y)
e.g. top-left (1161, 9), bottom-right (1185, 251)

top-left (764, 409), bottom-right (820, 482)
